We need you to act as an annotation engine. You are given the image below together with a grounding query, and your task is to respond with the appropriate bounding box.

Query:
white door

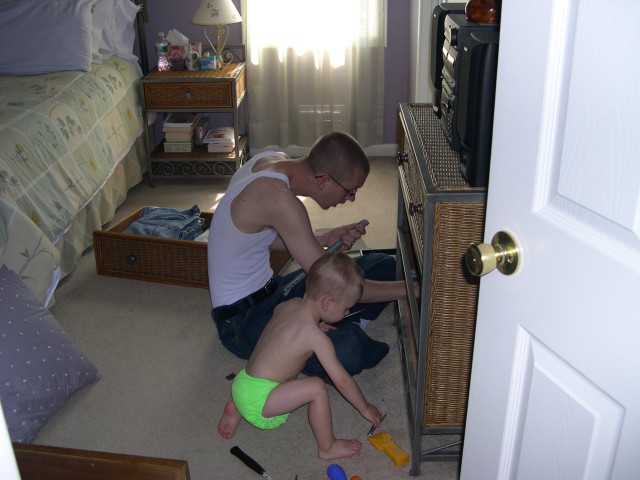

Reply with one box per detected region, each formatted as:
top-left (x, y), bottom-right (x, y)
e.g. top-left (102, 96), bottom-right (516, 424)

top-left (460, 1), bottom-right (640, 479)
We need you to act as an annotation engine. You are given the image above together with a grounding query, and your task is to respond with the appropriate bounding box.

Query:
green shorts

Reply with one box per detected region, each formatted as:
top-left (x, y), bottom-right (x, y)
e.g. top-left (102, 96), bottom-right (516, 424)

top-left (231, 369), bottom-right (289, 430)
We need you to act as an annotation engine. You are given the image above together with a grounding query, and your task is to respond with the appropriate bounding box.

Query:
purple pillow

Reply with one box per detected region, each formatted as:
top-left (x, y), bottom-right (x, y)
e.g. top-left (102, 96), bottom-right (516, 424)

top-left (0, 265), bottom-right (101, 443)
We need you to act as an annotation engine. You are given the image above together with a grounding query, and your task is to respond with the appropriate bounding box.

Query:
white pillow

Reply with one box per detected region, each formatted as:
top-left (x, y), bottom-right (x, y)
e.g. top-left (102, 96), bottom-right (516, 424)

top-left (99, 0), bottom-right (141, 63)
top-left (0, 0), bottom-right (95, 75)
top-left (91, 0), bottom-right (113, 64)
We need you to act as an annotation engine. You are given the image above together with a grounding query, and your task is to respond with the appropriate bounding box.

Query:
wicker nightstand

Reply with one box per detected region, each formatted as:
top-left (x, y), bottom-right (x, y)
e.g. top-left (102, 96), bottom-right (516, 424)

top-left (141, 61), bottom-right (248, 185)
top-left (396, 103), bottom-right (487, 475)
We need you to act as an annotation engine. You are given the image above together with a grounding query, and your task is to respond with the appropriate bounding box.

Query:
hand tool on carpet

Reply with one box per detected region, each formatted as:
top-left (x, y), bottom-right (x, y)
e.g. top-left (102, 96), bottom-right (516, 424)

top-left (367, 412), bottom-right (387, 436)
top-left (368, 431), bottom-right (410, 467)
top-left (230, 446), bottom-right (275, 479)
top-left (343, 308), bottom-right (365, 319)
top-left (282, 219), bottom-right (369, 297)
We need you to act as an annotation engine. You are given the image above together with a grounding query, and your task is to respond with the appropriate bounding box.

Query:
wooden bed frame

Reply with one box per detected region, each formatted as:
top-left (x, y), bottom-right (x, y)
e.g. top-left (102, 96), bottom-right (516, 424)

top-left (13, 443), bottom-right (190, 480)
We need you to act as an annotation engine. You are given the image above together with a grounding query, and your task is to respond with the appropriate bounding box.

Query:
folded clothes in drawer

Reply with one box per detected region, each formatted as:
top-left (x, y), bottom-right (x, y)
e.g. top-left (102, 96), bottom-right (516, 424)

top-left (123, 205), bottom-right (205, 240)
top-left (94, 208), bottom-right (290, 289)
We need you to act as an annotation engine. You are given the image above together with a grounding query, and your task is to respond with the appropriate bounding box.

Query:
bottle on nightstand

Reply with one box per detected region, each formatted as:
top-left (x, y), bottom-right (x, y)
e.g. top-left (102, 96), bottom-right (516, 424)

top-left (156, 32), bottom-right (170, 72)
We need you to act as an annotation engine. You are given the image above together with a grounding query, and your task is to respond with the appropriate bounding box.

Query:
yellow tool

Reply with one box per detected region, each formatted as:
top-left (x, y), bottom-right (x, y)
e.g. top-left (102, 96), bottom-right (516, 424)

top-left (368, 432), bottom-right (409, 468)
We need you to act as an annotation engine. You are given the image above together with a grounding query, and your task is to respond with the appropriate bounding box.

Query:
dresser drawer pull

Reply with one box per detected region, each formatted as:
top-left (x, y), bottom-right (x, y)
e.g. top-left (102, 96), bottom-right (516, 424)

top-left (396, 152), bottom-right (408, 165)
top-left (409, 202), bottom-right (423, 215)
top-left (183, 89), bottom-right (192, 100)
top-left (127, 254), bottom-right (138, 265)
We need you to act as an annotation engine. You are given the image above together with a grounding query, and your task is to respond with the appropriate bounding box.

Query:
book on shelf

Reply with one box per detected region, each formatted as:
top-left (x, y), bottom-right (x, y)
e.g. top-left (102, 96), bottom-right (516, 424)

top-left (163, 125), bottom-right (195, 133)
top-left (163, 112), bottom-right (198, 127)
top-left (207, 143), bottom-right (235, 153)
top-left (203, 126), bottom-right (235, 147)
top-left (164, 130), bottom-right (194, 142)
top-left (164, 141), bottom-right (193, 153)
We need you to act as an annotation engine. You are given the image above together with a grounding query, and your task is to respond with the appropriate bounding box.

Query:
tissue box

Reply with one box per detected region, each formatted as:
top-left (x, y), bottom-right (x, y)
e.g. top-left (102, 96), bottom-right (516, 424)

top-left (200, 54), bottom-right (217, 70)
top-left (168, 45), bottom-right (186, 71)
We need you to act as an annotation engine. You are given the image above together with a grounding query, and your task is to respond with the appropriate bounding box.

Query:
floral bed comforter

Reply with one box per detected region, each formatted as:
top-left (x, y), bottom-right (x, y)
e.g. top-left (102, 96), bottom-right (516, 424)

top-left (0, 56), bottom-right (145, 305)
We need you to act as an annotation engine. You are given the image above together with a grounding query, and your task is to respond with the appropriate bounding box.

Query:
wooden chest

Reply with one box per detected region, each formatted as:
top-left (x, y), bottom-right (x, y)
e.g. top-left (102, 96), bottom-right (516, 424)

top-left (93, 208), bottom-right (290, 288)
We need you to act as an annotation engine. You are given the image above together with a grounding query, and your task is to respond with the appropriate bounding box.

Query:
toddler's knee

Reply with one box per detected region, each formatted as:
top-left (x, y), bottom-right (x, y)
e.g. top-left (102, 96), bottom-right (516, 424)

top-left (309, 377), bottom-right (328, 396)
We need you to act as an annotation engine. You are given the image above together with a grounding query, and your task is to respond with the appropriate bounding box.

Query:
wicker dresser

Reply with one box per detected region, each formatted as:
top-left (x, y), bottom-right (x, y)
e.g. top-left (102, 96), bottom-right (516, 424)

top-left (395, 103), bottom-right (487, 475)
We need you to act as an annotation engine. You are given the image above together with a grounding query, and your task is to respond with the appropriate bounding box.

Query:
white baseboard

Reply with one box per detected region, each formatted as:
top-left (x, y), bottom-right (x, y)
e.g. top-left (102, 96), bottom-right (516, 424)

top-left (250, 144), bottom-right (398, 158)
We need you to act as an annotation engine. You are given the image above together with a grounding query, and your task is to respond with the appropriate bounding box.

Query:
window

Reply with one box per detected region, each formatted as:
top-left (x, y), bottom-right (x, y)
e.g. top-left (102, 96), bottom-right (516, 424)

top-left (247, 0), bottom-right (383, 68)
top-left (244, 0), bottom-right (385, 148)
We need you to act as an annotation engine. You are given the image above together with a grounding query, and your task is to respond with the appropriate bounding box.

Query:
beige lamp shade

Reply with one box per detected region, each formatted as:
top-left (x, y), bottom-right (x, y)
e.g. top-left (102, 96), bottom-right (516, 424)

top-left (191, 0), bottom-right (242, 69)
top-left (191, 0), bottom-right (242, 26)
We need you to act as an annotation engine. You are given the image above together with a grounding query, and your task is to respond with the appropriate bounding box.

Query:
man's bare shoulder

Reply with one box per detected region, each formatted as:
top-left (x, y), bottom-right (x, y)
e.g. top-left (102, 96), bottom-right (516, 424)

top-left (231, 173), bottom-right (300, 234)
top-left (243, 174), bottom-right (292, 197)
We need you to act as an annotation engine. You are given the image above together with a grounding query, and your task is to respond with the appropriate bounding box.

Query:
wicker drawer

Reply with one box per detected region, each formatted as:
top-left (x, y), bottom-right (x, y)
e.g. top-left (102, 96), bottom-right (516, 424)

top-left (94, 208), bottom-right (290, 288)
top-left (141, 64), bottom-right (246, 110)
top-left (143, 82), bottom-right (233, 109)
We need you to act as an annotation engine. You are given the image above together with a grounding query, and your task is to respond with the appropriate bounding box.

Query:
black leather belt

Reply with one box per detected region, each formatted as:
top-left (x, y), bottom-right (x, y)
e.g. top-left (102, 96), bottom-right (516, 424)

top-left (212, 277), bottom-right (278, 322)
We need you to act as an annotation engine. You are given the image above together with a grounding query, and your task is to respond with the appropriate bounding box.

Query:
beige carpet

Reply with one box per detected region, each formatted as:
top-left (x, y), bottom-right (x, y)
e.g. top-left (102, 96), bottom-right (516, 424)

top-left (35, 158), bottom-right (461, 479)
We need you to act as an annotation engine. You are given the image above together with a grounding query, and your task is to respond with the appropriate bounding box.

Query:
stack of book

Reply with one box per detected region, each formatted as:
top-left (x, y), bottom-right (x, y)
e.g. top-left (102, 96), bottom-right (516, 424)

top-left (202, 126), bottom-right (235, 153)
top-left (163, 113), bottom-right (198, 152)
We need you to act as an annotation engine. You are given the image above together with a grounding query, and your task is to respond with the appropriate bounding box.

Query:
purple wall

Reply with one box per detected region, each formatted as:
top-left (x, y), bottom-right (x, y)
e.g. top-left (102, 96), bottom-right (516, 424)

top-left (142, 0), bottom-right (410, 144)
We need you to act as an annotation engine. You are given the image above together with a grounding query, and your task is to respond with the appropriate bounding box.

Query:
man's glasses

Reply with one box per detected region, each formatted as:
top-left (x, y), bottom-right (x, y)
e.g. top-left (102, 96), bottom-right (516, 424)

top-left (326, 174), bottom-right (357, 199)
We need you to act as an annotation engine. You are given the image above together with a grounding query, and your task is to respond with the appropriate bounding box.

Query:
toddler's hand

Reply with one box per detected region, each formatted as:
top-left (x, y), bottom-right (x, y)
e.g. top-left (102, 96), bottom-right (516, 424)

top-left (318, 321), bottom-right (336, 333)
top-left (360, 403), bottom-right (381, 427)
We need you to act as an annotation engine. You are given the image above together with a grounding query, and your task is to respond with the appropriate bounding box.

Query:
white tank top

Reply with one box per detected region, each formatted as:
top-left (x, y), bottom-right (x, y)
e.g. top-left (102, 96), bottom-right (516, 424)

top-left (208, 152), bottom-right (289, 307)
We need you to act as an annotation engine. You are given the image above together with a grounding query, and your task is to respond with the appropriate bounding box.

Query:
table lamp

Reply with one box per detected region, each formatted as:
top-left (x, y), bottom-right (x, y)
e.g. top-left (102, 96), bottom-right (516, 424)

top-left (191, 0), bottom-right (242, 69)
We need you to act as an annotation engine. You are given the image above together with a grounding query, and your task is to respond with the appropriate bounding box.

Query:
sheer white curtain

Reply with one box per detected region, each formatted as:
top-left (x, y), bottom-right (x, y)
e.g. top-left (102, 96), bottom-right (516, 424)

top-left (242, 0), bottom-right (385, 148)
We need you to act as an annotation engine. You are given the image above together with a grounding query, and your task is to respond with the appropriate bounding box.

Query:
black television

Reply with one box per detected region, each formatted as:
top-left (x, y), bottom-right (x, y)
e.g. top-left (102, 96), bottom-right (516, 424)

top-left (457, 30), bottom-right (500, 187)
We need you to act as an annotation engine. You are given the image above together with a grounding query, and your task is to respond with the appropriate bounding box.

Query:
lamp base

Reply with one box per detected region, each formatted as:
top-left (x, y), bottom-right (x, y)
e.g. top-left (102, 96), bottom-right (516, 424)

top-left (204, 24), bottom-right (231, 69)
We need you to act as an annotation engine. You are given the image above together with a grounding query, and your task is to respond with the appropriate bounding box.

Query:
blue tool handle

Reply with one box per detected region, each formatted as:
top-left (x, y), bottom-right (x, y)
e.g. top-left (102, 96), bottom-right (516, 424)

top-left (327, 463), bottom-right (348, 480)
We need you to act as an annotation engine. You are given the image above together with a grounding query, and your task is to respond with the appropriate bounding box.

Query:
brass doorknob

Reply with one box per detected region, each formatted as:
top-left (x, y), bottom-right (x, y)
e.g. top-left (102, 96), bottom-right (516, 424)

top-left (465, 231), bottom-right (521, 277)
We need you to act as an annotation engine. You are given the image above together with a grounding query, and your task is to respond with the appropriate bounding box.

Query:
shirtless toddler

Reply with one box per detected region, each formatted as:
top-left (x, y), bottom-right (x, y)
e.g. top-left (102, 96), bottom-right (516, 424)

top-left (217, 252), bottom-right (382, 460)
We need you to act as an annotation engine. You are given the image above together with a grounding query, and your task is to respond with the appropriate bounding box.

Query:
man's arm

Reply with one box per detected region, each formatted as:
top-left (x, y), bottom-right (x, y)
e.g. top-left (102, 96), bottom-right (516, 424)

top-left (231, 176), bottom-right (326, 272)
top-left (361, 279), bottom-right (410, 303)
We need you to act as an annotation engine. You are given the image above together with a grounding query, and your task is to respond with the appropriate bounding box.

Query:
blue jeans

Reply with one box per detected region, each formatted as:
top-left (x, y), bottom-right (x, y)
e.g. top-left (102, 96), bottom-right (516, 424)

top-left (124, 205), bottom-right (204, 240)
top-left (212, 252), bottom-right (396, 379)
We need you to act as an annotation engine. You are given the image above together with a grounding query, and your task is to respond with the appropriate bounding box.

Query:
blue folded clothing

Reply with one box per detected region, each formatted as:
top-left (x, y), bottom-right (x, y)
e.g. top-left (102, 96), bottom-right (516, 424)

top-left (124, 205), bottom-right (205, 241)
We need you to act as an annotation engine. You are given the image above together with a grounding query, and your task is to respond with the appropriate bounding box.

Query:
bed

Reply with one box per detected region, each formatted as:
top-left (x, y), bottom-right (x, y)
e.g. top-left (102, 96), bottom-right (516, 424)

top-left (0, 0), bottom-right (153, 444)
top-left (0, 0), bottom-right (148, 307)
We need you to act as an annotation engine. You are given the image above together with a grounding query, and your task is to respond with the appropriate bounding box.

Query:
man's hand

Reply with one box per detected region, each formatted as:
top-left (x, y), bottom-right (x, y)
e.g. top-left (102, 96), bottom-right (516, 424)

top-left (325, 222), bottom-right (367, 251)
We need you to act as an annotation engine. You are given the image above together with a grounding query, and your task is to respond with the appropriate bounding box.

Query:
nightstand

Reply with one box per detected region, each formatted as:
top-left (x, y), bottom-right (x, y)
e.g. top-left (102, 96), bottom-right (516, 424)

top-left (141, 61), bottom-right (248, 186)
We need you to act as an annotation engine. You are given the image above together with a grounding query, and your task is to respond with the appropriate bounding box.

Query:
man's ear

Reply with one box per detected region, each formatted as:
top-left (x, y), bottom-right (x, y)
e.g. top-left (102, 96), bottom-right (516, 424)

top-left (315, 173), bottom-right (329, 191)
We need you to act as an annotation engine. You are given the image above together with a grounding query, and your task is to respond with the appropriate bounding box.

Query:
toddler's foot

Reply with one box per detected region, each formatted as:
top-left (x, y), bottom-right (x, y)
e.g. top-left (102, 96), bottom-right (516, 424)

top-left (217, 400), bottom-right (242, 439)
top-left (318, 439), bottom-right (362, 461)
